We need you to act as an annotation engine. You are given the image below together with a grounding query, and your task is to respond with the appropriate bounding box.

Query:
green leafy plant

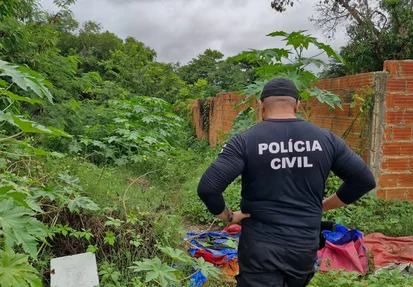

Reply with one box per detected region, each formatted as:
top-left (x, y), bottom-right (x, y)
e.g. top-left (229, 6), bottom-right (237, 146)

top-left (0, 60), bottom-right (71, 138)
top-left (0, 248), bottom-right (42, 287)
top-left (308, 268), bottom-right (413, 286)
top-left (67, 96), bottom-right (184, 166)
top-left (0, 198), bottom-right (48, 259)
top-left (104, 231), bottom-right (116, 246)
top-left (99, 261), bottom-right (122, 287)
top-left (130, 246), bottom-right (221, 287)
top-left (130, 257), bottom-right (178, 287)
top-left (230, 30), bottom-right (343, 136)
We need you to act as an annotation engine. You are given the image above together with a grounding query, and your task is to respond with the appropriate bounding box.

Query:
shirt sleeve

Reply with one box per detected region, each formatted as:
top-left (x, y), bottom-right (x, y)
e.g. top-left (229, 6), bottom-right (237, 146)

top-left (330, 132), bottom-right (376, 204)
top-left (197, 134), bottom-right (246, 215)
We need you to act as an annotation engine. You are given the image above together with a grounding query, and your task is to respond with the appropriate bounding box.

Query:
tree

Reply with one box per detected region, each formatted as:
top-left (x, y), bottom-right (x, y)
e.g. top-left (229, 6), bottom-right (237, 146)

top-left (178, 49), bottom-right (225, 85)
top-left (0, 0), bottom-right (37, 21)
top-left (311, 0), bottom-right (389, 38)
top-left (178, 49), bottom-right (257, 97)
top-left (320, 0), bottom-right (413, 75)
top-left (270, 1), bottom-right (295, 12)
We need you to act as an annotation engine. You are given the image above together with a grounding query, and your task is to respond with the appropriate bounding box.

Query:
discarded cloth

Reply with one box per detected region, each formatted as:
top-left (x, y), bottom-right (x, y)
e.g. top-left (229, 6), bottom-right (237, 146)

top-left (193, 249), bottom-right (228, 265)
top-left (184, 224), bottom-right (241, 282)
top-left (364, 233), bottom-right (413, 270)
top-left (317, 224), bottom-right (368, 274)
top-left (323, 224), bottom-right (364, 246)
top-left (220, 258), bottom-right (239, 279)
top-left (189, 270), bottom-right (207, 287)
top-left (375, 263), bottom-right (413, 275)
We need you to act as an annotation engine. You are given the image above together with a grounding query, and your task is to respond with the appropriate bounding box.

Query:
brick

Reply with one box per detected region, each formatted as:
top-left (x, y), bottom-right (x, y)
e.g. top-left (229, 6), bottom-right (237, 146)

top-left (408, 189), bottom-right (413, 201)
top-left (315, 79), bottom-right (330, 90)
top-left (376, 189), bottom-right (387, 199)
top-left (385, 110), bottom-right (404, 124)
top-left (332, 118), bottom-right (353, 131)
top-left (384, 61), bottom-right (400, 77)
top-left (400, 142), bottom-right (413, 155)
top-left (398, 174), bottom-right (413, 187)
top-left (351, 122), bottom-right (362, 133)
top-left (358, 73), bottom-right (374, 87)
top-left (399, 61), bottom-right (413, 77)
top-left (385, 94), bottom-right (395, 108)
top-left (381, 160), bottom-right (388, 170)
top-left (404, 110), bottom-right (413, 124)
top-left (382, 142), bottom-right (400, 156)
top-left (345, 133), bottom-right (360, 147)
top-left (387, 189), bottom-right (407, 201)
top-left (310, 106), bottom-right (329, 115)
top-left (310, 118), bottom-right (323, 126)
top-left (333, 104), bottom-right (351, 117)
top-left (322, 118), bottom-right (333, 129)
top-left (387, 79), bottom-right (407, 92)
top-left (407, 81), bottom-right (413, 93)
top-left (394, 94), bottom-right (413, 108)
top-left (340, 77), bottom-right (350, 89)
top-left (331, 78), bottom-right (341, 90)
top-left (384, 126), bottom-right (392, 140)
top-left (393, 126), bottom-right (412, 140)
top-left (386, 158), bottom-right (410, 172)
top-left (378, 174), bottom-right (398, 188)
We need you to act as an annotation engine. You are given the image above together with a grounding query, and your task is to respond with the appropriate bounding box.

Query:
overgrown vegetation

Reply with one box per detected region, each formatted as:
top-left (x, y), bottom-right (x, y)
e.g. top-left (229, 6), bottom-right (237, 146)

top-left (0, 1), bottom-right (413, 287)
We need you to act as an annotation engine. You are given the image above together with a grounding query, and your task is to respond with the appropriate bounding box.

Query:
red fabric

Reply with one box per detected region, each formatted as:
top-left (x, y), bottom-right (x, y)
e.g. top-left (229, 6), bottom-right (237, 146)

top-left (223, 224), bottom-right (242, 235)
top-left (317, 238), bottom-right (368, 274)
top-left (193, 250), bottom-right (228, 265)
top-left (364, 233), bottom-right (413, 269)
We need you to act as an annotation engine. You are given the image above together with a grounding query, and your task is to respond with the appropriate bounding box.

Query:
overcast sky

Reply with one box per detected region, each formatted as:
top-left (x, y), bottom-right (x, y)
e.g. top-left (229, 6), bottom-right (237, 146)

top-left (38, 0), bottom-right (348, 66)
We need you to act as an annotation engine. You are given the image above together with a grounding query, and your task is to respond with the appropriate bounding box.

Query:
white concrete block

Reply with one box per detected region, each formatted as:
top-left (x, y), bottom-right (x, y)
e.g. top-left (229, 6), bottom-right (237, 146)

top-left (50, 252), bottom-right (99, 287)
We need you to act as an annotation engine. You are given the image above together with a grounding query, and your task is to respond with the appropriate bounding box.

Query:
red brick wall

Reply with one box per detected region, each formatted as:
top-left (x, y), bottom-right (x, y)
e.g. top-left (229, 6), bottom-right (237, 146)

top-left (191, 99), bottom-right (208, 140)
top-left (191, 60), bottom-right (413, 202)
top-left (208, 92), bottom-right (259, 146)
top-left (196, 74), bottom-right (374, 156)
top-left (377, 61), bottom-right (413, 201)
top-left (307, 73), bottom-right (374, 159)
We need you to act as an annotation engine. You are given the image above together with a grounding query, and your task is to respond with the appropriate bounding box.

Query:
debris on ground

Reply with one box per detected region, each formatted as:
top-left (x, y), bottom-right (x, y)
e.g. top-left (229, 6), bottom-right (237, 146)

top-left (184, 223), bottom-right (413, 285)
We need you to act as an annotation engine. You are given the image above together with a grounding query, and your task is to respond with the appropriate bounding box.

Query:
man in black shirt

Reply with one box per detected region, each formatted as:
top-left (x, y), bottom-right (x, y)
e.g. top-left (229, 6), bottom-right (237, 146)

top-left (197, 78), bottom-right (376, 287)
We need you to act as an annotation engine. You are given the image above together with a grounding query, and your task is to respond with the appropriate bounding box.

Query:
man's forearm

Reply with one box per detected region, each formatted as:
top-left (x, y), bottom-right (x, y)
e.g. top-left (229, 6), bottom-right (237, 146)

top-left (322, 193), bottom-right (347, 212)
top-left (216, 206), bottom-right (234, 222)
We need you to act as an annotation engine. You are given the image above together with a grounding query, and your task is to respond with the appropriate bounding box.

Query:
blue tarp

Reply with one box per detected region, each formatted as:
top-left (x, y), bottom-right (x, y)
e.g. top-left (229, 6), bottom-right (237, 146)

top-left (189, 270), bottom-right (207, 287)
top-left (323, 223), bottom-right (365, 248)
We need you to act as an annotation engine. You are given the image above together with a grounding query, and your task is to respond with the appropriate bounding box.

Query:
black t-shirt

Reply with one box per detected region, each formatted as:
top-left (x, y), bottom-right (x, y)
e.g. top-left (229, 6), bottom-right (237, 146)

top-left (197, 118), bottom-right (376, 249)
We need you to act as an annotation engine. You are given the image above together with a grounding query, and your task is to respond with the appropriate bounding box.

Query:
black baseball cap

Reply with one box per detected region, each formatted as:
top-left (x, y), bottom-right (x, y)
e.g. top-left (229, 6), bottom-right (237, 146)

top-left (260, 78), bottom-right (299, 101)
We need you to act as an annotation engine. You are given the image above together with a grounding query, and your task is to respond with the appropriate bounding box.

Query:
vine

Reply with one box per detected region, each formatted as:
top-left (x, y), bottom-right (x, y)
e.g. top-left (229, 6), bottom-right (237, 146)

top-left (340, 87), bottom-right (375, 156)
top-left (199, 99), bottom-right (211, 135)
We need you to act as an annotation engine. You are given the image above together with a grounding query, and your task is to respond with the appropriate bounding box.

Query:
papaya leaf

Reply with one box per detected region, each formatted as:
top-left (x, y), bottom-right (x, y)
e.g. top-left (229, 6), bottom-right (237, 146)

top-left (309, 87), bottom-right (343, 110)
top-left (0, 79), bottom-right (7, 87)
top-left (0, 198), bottom-right (48, 258)
top-left (0, 60), bottom-right (53, 102)
top-left (130, 257), bottom-right (178, 287)
top-left (158, 246), bottom-right (193, 263)
top-left (193, 257), bottom-right (221, 280)
top-left (65, 196), bottom-right (100, 213)
top-left (1, 91), bottom-right (43, 105)
top-left (2, 115), bottom-right (72, 138)
top-left (0, 248), bottom-right (42, 287)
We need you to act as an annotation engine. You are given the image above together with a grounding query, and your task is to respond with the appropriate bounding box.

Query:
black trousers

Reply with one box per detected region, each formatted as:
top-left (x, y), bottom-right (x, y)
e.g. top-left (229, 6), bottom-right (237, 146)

top-left (235, 235), bottom-right (317, 287)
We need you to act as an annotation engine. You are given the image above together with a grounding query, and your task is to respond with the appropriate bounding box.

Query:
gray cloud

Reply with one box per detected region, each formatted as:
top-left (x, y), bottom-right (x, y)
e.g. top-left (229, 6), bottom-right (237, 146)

top-left (39, 0), bottom-right (348, 67)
